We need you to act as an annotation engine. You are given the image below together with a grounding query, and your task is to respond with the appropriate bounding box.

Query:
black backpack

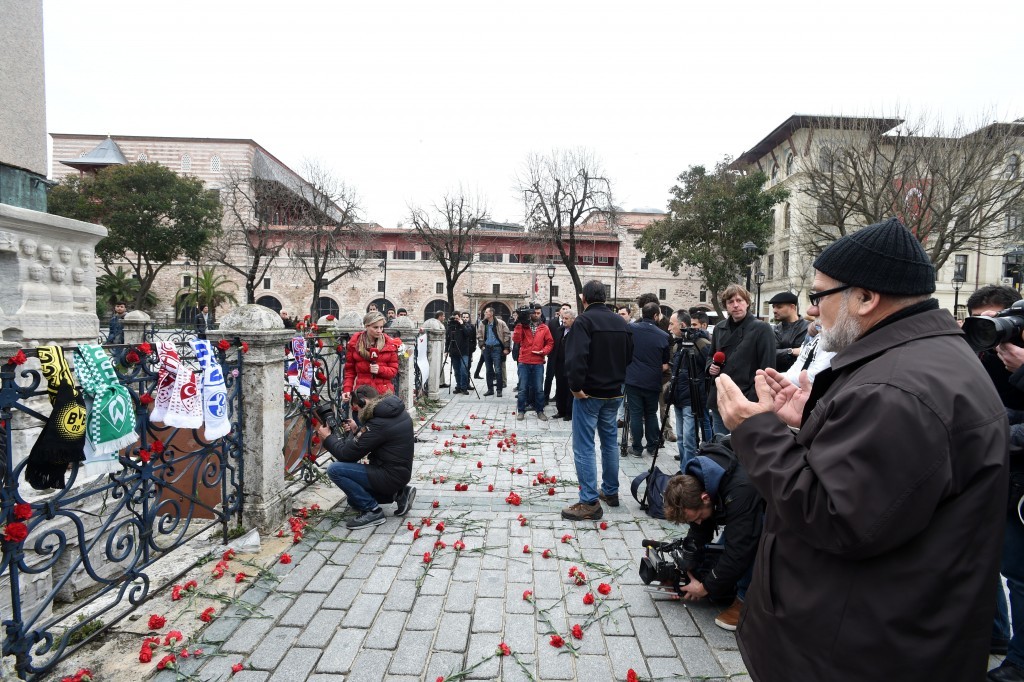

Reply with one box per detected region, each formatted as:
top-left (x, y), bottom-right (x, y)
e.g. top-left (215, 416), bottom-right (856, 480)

top-left (630, 465), bottom-right (675, 520)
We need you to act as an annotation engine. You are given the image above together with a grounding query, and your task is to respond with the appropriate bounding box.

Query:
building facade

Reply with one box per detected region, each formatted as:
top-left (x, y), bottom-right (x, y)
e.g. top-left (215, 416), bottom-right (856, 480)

top-left (50, 133), bottom-right (704, 323)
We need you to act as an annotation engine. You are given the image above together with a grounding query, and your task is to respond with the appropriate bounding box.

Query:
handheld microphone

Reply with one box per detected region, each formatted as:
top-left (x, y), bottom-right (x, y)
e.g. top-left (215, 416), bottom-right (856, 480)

top-left (712, 351), bottom-right (726, 372)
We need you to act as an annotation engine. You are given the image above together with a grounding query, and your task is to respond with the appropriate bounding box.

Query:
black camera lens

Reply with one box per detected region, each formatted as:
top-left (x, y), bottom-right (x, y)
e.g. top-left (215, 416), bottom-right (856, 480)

top-left (639, 557), bottom-right (657, 585)
top-left (962, 315), bottom-right (1024, 351)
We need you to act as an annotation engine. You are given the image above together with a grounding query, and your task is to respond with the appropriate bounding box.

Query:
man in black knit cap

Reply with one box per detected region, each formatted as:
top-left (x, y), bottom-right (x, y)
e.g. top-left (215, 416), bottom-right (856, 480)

top-left (716, 217), bottom-right (1008, 682)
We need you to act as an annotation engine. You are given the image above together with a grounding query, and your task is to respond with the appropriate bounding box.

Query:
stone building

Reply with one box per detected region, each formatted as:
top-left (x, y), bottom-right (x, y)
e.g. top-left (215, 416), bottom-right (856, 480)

top-left (50, 133), bottom-right (705, 323)
top-left (730, 114), bottom-right (1024, 319)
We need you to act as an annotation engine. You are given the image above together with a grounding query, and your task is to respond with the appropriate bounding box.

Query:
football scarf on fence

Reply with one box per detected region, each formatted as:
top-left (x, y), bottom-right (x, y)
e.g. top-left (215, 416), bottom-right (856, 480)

top-left (26, 345), bottom-right (87, 490)
top-left (189, 339), bottom-right (230, 439)
top-left (73, 344), bottom-right (139, 457)
top-left (151, 342), bottom-right (179, 423)
top-left (162, 359), bottom-right (204, 429)
top-left (291, 336), bottom-right (311, 396)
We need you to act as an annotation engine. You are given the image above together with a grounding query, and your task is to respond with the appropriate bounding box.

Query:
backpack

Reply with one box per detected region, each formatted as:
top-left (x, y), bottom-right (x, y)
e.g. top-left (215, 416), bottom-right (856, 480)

top-left (630, 465), bottom-right (675, 520)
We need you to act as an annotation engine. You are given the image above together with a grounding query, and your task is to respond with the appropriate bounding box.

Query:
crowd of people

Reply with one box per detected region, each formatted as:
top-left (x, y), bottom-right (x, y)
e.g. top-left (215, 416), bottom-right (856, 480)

top-left (269, 216), bottom-right (1015, 681)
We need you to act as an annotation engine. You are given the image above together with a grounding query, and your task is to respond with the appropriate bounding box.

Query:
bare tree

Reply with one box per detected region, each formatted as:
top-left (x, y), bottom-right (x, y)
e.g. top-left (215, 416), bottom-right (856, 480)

top-left (408, 190), bottom-right (489, 313)
top-left (797, 113), bottom-right (1024, 268)
top-left (285, 161), bottom-right (370, 317)
top-left (208, 165), bottom-right (294, 303)
top-left (517, 149), bottom-right (615, 305)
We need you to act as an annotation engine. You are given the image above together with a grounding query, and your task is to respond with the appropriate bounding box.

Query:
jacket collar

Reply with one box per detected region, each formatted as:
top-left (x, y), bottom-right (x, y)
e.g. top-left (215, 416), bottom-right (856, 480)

top-left (829, 303), bottom-right (961, 373)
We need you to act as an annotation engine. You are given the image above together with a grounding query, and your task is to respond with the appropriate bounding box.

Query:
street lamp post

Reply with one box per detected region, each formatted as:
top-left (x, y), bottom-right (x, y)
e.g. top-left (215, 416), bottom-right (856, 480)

top-left (614, 262), bottom-right (623, 307)
top-left (378, 257), bottom-right (387, 313)
top-left (951, 261), bottom-right (967, 319)
top-left (755, 270), bottom-right (766, 319)
top-left (742, 241), bottom-right (757, 291)
top-left (546, 264), bottom-right (555, 309)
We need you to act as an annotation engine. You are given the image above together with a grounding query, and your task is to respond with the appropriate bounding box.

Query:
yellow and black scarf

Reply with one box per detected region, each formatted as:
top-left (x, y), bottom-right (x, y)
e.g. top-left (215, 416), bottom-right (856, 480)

top-left (26, 346), bottom-right (87, 490)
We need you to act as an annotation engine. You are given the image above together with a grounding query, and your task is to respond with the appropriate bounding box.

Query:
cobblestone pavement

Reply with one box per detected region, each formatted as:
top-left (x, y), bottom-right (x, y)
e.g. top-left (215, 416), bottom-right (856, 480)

top-left (166, 387), bottom-right (751, 682)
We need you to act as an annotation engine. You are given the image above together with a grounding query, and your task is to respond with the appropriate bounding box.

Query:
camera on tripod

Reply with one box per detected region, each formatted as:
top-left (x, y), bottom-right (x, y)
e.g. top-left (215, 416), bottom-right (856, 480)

top-left (639, 536), bottom-right (723, 595)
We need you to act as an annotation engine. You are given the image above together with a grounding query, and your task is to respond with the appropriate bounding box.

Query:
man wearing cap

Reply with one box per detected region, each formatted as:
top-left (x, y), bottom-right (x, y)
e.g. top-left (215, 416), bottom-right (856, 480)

top-left (767, 291), bottom-right (808, 373)
top-left (716, 217), bottom-right (1008, 682)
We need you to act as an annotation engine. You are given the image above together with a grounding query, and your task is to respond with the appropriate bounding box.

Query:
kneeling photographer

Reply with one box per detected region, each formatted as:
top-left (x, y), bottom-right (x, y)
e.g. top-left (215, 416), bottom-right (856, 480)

top-left (316, 385), bottom-right (416, 530)
top-left (661, 440), bottom-right (763, 632)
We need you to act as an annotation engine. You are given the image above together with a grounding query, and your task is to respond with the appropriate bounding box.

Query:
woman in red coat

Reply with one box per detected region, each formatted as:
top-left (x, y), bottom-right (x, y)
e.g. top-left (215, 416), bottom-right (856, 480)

top-left (342, 311), bottom-right (401, 401)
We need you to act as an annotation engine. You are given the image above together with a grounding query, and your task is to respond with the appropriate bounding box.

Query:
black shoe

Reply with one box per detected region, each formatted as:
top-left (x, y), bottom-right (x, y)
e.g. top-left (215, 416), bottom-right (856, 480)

top-left (989, 662), bottom-right (1024, 682)
top-left (598, 492), bottom-right (619, 507)
top-left (395, 485), bottom-right (416, 516)
top-left (473, 372), bottom-right (483, 380)
top-left (439, 383), bottom-right (450, 388)
top-left (346, 508), bottom-right (386, 529)
top-left (632, 449), bottom-right (645, 458)
top-left (674, 454), bottom-right (681, 461)
top-left (563, 415), bottom-right (571, 421)
top-left (497, 390), bottom-right (502, 397)
top-left (483, 390), bottom-right (494, 396)
top-left (553, 413), bottom-right (565, 419)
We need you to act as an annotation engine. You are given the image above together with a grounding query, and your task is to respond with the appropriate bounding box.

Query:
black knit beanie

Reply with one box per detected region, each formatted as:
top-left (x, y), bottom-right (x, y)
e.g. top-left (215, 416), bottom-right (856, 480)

top-left (812, 217), bottom-right (935, 295)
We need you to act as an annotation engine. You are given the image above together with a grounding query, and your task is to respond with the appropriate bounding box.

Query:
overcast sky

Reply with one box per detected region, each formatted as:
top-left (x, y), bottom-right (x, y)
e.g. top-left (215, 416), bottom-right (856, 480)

top-left (43, 0), bottom-right (1024, 229)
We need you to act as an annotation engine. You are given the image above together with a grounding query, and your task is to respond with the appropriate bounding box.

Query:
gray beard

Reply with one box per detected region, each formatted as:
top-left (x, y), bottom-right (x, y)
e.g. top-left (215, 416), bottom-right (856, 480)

top-left (819, 298), bottom-right (862, 353)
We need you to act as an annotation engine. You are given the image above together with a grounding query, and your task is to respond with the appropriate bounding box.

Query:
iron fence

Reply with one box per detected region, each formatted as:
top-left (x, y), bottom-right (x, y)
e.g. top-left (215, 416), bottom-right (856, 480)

top-left (0, 339), bottom-right (245, 679)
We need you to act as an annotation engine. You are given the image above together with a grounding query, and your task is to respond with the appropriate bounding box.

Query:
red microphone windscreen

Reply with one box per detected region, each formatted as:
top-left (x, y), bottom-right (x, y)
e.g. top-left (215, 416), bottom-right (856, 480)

top-left (713, 352), bottom-right (726, 364)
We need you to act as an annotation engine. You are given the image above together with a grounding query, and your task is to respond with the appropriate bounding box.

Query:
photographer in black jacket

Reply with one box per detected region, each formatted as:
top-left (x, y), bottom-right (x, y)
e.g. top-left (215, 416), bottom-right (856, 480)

top-left (318, 385), bottom-right (416, 530)
top-left (447, 311), bottom-right (476, 394)
top-left (663, 442), bottom-right (763, 632)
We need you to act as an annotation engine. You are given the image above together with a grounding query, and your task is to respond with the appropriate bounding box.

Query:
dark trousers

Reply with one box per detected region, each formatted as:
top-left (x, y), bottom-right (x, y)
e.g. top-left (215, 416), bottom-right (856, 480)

top-left (483, 345), bottom-right (504, 391)
top-left (625, 384), bottom-right (661, 453)
top-left (554, 371), bottom-right (572, 417)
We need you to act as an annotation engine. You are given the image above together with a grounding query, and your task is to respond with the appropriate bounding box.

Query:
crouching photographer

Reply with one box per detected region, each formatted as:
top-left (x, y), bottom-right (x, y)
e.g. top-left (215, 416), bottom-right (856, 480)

top-left (315, 385), bottom-right (416, 530)
top-left (660, 441), bottom-right (763, 632)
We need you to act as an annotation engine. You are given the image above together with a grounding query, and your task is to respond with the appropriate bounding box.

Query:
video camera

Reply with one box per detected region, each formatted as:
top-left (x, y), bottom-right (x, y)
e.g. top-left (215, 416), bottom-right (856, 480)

top-left (639, 536), bottom-right (724, 595)
top-left (514, 303), bottom-right (539, 327)
top-left (671, 327), bottom-right (704, 346)
top-left (313, 402), bottom-right (339, 430)
top-left (961, 300), bottom-right (1024, 351)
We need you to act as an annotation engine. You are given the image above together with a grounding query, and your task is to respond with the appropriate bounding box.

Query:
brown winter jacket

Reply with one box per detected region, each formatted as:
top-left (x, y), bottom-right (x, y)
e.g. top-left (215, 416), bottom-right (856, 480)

top-left (731, 305), bottom-right (1008, 682)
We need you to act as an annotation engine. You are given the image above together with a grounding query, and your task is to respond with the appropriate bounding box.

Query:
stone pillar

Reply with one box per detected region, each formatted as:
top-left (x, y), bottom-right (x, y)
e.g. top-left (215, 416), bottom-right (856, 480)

top-left (388, 317), bottom-right (417, 413)
top-left (121, 310), bottom-right (151, 346)
top-left (211, 304), bottom-right (291, 533)
top-left (421, 318), bottom-right (446, 400)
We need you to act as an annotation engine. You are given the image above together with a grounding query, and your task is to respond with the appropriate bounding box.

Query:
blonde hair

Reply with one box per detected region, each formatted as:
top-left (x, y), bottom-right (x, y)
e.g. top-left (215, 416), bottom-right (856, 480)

top-left (358, 311), bottom-right (388, 359)
top-left (363, 311), bottom-right (386, 327)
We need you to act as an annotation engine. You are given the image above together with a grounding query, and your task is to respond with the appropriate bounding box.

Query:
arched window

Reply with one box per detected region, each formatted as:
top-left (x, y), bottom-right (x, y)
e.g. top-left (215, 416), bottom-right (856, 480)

top-left (770, 163), bottom-right (779, 183)
top-left (256, 295), bottom-right (282, 313)
top-left (819, 147), bottom-right (835, 173)
top-left (423, 299), bottom-right (450, 321)
top-left (784, 203), bottom-right (791, 232)
top-left (317, 297), bottom-right (340, 319)
top-left (368, 298), bottom-right (393, 314)
top-left (785, 151), bottom-right (795, 175)
top-left (1006, 154), bottom-right (1021, 180)
top-left (481, 301), bottom-right (512, 325)
top-left (181, 154), bottom-right (192, 172)
top-left (210, 155), bottom-right (222, 172)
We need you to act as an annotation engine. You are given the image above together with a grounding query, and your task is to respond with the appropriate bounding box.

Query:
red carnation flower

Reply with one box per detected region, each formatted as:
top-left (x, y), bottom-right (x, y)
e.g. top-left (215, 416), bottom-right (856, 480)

top-left (138, 646), bottom-right (153, 663)
top-left (151, 439), bottom-right (165, 453)
top-left (561, 534), bottom-right (573, 543)
top-left (218, 339), bottom-right (231, 351)
top-left (279, 553), bottom-right (292, 564)
top-left (240, 341), bottom-right (249, 353)
top-left (171, 585), bottom-right (183, 601)
top-left (583, 592), bottom-right (595, 605)
top-left (627, 669), bottom-right (639, 682)
top-left (13, 503), bottom-right (32, 521)
top-left (231, 662), bottom-right (244, 673)
top-left (599, 522), bottom-right (608, 530)
top-left (432, 500), bottom-right (439, 508)
top-left (413, 528), bottom-right (421, 540)
top-left (163, 630), bottom-right (183, 646)
top-left (522, 590), bottom-right (533, 601)
top-left (568, 566), bottom-right (578, 576)
top-left (423, 552), bottom-right (432, 564)
top-left (571, 624), bottom-right (584, 639)
top-left (542, 549), bottom-right (552, 559)
top-left (597, 583), bottom-right (612, 595)
top-left (156, 654), bottom-right (176, 670)
top-left (522, 545), bottom-right (531, 554)
top-left (200, 607), bottom-right (216, 622)
top-left (498, 642), bottom-right (511, 656)
top-left (137, 342), bottom-right (152, 355)
top-left (139, 450), bottom-right (151, 463)
top-left (234, 572), bottom-right (247, 583)
top-left (436, 522), bottom-right (445, 533)
top-left (434, 540), bottom-right (446, 550)
top-left (147, 614), bottom-right (166, 630)
top-left (453, 540), bottom-right (465, 551)
top-left (125, 351), bottom-right (140, 365)
top-left (549, 634), bottom-right (564, 648)
top-left (7, 350), bottom-right (27, 365)
top-left (223, 548), bottom-right (235, 561)
top-left (487, 484), bottom-right (494, 492)
top-left (139, 393), bottom-right (154, 405)
top-left (547, 487), bottom-right (555, 496)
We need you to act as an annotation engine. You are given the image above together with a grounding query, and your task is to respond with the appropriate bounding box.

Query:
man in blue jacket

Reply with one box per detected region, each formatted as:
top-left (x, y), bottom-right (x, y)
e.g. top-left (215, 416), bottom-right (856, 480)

top-left (624, 302), bottom-right (671, 457)
top-left (562, 280), bottom-right (633, 521)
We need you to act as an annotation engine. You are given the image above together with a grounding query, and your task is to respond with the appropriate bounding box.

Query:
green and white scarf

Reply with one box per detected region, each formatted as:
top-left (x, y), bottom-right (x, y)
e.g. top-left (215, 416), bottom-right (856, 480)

top-left (74, 344), bottom-right (139, 456)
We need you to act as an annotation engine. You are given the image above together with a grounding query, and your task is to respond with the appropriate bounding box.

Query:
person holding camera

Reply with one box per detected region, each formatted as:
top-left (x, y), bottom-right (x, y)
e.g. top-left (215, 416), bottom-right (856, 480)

top-left (512, 304), bottom-right (554, 421)
top-left (716, 218), bottom-right (1007, 682)
top-left (446, 311), bottom-right (476, 394)
top-left (965, 284), bottom-right (1024, 681)
top-left (666, 310), bottom-right (712, 467)
top-left (476, 306), bottom-right (510, 397)
top-left (663, 440), bottom-right (763, 631)
top-left (317, 384), bottom-right (416, 529)
top-left (342, 311), bottom-right (401, 402)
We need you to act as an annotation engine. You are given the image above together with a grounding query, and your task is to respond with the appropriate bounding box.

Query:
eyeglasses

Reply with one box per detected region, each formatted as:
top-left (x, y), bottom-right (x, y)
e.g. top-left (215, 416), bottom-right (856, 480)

top-left (808, 284), bottom-right (852, 307)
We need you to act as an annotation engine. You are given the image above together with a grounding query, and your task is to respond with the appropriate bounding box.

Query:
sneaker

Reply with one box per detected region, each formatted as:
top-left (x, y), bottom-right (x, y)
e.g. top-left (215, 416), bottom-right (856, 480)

top-left (632, 449), bottom-right (645, 458)
top-left (560, 501), bottom-right (603, 521)
top-left (598, 492), bottom-right (619, 507)
top-left (394, 485), bottom-right (416, 516)
top-left (536, 412), bottom-right (548, 421)
top-left (517, 412), bottom-right (525, 421)
top-left (714, 597), bottom-right (743, 631)
top-left (346, 508), bottom-right (386, 530)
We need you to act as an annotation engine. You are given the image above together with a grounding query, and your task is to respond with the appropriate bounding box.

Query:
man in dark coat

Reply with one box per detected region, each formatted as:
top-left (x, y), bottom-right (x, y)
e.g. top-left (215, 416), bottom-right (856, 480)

top-left (706, 284), bottom-right (776, 437)
top-left (624, 302), bottom-right (671, 456)
top-left (544, 302), bottom-right (571, 402)
top-left (106, 301), bottom-right (126, 344)
top-left (767, 291), bottom-right (808, 372)
top-left (663, 442), bottom-right (763, 631)
top-left (717, 218), bottom-right (1008, 682)
top-left (551, 307), bottom-right (576, 420)
top-left (318, 385), bottom-right (416, 529)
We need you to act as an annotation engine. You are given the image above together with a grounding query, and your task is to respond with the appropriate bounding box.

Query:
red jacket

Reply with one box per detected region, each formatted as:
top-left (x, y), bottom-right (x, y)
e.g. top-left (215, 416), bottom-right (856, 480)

top-left (342, 332), bottom-right (400, 396)
top-left (512, 323), bottom-right (553, 365)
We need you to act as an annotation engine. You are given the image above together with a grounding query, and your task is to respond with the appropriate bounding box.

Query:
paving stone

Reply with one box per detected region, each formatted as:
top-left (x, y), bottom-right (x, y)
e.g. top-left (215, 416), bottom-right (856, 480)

top-left (227, 672), bottom-right (269, 682)
top-left (633, 617), bottom-right (676, 658)
top-left (341, 592), bottom-right (386, 628)
top-left (418, 567), bottom-right (452, 595)
top-left (503, 613), bottom-right (537, 655)
top-left (382, 578), bottom-right (419, 611)
top-left (198, 616), bottom-right (242, 645)
top-left (278, 552), bottom-right (327, 592)
top-left (656, 599), bottom-right (700, 636)
top-left (647, 656), bottom-right (688, 680)
top-left (249, 626), bottom-right (301, 670)
top-left (304, 564), bottom-right (345, 593)
top-left (280, 592), bottom-right (327, 626)
top-left (717, 649), bottom-right (749, 677)
top-left (677, 634), bottom-right (726, 679)
top-left (389, 629), bottom-right (434, 675)
top-left (406, 595), bottom-right (444, 629)
top-left (347, 648), bottom-right (393, 682)
top-left (322, 577), bottom-right (362, 610)
top-left (470, 597), bottom-right (504, 633)
top-left (316, 627), bottom-right (366, 674)
top-left (434, 611), bottom-right (472, 652)
top-left (364, 610), bottom-right (408, 649)
top-left (536, 638), bottom-right (576, 680)
top-left (464, 633), bottom-right (502, 679)
top-left (443, 580), bottom-right (477, 612)
top-left (576, 654), bottom-right (613, 681)
top-left (300, 609), bottom-right (344, 648)
top-left (425, 651), bottom-right (466, 682)
top-left (360, 564), bottom-right (400, 593)
top-left (221, 616), bottom-right (277, 654)
top-left (606, 635), bottom-right (647, 681)
top-left (477, 569), bottom-right (506, 597)
top-left (378, 542), bottom-right (410, 566)
top-left (330, 540), bottom-right (362, 565)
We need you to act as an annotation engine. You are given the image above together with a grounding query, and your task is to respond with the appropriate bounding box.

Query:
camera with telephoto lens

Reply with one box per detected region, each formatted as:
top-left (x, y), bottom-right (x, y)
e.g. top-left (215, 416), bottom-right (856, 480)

top-left (514, 304), bottom-right (537, 327)
top-left (313, 403), bottom-right (338, 430)
top-left (639, 536), bottom-right (723, 595)
top-left (961, 300), bottom-right (1024, 351)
